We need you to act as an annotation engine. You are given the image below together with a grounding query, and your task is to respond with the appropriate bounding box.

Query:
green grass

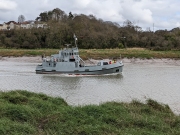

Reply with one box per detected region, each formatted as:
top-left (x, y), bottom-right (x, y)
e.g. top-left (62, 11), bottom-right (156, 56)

top-left (0, 48), bottom-right (57, 57)
top-left (0, 90), bottom-right (179, 135)
top-left (1, 48), bottom-right (180, 59)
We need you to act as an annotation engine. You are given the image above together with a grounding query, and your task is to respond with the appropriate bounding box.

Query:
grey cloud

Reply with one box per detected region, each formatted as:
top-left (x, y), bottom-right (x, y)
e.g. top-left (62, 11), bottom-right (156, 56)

top-left (0, 0), bottom-right (17, 11)
top-left (0, 0), bottom-right (180, 30)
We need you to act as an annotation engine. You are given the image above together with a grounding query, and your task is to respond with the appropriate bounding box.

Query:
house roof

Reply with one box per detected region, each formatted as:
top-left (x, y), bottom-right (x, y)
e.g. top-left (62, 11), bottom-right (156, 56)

top-left (6, 21), bottom-right (18, 25)
top-left (20, 21), bottom-right (30, 24)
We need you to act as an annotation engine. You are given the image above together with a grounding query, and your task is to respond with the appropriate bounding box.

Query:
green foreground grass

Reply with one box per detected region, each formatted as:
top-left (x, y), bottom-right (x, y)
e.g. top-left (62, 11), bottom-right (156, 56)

top-left (0, 90), bottom-right (180, 135)
top-left (1, 48), bottom-right (180, 59)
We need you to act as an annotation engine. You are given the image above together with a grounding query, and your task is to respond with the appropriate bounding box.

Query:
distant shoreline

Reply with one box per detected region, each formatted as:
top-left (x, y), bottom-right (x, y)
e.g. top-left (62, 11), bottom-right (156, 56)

top-left (1, 48), bottom-right (180, 60)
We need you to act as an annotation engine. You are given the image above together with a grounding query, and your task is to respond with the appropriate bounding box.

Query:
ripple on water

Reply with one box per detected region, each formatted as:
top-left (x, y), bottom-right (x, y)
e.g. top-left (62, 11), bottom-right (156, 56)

top-left (0, 60), bottom-right (180, 114)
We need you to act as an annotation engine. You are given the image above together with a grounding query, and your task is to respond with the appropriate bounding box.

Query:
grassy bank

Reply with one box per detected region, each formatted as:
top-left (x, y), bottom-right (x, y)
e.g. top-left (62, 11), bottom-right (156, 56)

top-left (0, 90), bottom-right (180, 135)
top-left (1, 48), bottom-right (180, 59)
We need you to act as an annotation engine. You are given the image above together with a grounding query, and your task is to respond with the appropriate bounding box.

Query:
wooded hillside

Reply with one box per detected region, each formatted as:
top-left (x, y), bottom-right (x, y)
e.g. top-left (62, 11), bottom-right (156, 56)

top-left (1, 8), bottom-right (180, 50)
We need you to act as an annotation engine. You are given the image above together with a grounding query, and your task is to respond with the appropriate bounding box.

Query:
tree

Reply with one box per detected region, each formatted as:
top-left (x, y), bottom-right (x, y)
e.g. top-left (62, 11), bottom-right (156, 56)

top-left (52, 8), bottom-right (67, 21)
top-left (39, 12), bottom-right (48, 22)
top-left (68, 12), bottom-right (74, 19)
top-left (18, 15), bottom-right (25, 23)
top-left (0, 34), bottom-right (6, 44)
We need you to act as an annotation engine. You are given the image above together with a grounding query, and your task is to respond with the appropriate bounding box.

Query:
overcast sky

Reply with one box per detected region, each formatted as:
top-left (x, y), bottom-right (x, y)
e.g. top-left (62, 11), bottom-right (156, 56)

top-left (0, 0), bottom-right (180, 31)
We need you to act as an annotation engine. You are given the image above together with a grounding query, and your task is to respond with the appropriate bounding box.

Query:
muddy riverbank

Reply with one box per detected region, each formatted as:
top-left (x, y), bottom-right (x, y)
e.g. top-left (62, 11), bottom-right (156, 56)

top-left (1, 56), bottom-right (180, 66)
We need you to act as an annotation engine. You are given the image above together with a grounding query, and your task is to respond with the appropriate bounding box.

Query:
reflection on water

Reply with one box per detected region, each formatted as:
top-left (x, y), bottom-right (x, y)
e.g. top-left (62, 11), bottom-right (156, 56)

top-left (0, 60), bottom-right (180, 114)
top-left (39, 74), bottom-right (124, 106)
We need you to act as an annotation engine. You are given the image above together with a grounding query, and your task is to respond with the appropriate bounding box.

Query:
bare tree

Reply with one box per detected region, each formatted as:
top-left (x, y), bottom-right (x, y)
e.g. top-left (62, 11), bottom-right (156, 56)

top-left (52, 8), bottom-right (67, 21)
top-left (18, 15), bottom-right (25, 23)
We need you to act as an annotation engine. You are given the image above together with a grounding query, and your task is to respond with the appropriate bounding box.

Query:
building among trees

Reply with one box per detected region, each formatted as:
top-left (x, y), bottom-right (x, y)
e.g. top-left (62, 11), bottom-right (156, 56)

top-left (0, 21), bottom-right (47, 30)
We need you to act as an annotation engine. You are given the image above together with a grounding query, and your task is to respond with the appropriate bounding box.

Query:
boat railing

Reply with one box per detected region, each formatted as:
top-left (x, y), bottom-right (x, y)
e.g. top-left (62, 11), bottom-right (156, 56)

top-left (78, 56), bottom-right (85, 65)
top-left (87, 58), bottom-right (96, 65)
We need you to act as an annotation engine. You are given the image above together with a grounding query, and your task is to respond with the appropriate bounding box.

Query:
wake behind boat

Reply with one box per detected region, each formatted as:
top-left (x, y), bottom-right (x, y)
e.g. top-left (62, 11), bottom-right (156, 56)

top-left (35, 35), bottom-right (124, 75)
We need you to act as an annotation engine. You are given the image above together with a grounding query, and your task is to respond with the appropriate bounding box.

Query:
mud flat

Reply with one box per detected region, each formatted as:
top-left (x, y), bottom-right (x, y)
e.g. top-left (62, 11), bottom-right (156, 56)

top-left (1, 56), bottom-right (180, 66)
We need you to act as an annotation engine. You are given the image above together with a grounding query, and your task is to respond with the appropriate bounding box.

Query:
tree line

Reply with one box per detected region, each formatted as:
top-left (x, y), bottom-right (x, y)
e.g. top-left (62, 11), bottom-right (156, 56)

top-left (1, 8), bottom-right (180, 50)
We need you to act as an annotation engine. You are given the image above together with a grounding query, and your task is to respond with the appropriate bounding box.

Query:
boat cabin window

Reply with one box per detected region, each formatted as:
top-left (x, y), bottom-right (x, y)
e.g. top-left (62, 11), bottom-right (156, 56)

top-left (69, 59), bottom-right (75, 62)
top-left (103, 62), bottom-right (108, 65)
top-left (65, 53), bottom-right (69, 56)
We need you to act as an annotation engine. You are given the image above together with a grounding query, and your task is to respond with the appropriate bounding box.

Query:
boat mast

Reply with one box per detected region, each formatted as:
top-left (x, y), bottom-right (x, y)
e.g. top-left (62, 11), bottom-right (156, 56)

top-left (74, 33), bottom-right (77, 48)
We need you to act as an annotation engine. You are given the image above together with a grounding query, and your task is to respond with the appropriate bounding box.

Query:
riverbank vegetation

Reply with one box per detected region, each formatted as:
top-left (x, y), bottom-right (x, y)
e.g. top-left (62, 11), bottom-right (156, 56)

top-left (1, 48), bottom-right (180, 59)
top-left (1, 8), bottom-right (180, 51)
top-left (0, 90), bottom-right (180, 135)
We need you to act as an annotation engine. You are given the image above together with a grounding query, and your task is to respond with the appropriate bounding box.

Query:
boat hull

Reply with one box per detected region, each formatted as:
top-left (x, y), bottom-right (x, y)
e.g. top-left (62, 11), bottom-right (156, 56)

top-left (36, 62), bottom-right (123, 75)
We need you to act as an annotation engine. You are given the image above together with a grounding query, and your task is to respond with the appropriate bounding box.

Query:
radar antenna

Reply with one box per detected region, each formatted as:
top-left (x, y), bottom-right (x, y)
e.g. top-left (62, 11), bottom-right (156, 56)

top-left (65, 44), bottom-right (71, 48)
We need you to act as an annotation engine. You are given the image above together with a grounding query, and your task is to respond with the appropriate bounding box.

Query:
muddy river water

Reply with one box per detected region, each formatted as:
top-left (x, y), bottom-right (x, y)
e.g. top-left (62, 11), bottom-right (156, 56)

top-left (0, 57), bottom-right (180, 114)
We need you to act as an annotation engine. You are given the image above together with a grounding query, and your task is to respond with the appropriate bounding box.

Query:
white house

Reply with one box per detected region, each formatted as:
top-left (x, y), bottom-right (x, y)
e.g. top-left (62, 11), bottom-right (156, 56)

top-left (0, 21), bottom-right (47, 30)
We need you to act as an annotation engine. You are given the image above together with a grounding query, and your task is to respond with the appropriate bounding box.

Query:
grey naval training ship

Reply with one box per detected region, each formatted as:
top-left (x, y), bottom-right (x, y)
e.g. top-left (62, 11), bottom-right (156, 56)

top-left (35, 35), bottom-right (123, 75)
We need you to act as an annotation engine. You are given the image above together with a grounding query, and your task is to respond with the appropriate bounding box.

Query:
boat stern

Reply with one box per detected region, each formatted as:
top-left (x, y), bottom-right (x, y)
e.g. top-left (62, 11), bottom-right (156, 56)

top-left (35, 64), bottom-right (43, 73)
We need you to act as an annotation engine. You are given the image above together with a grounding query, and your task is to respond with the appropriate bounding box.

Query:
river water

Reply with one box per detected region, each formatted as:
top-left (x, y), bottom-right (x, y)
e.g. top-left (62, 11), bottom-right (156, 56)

top-left (0, 57), bottom-right (180, 114)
